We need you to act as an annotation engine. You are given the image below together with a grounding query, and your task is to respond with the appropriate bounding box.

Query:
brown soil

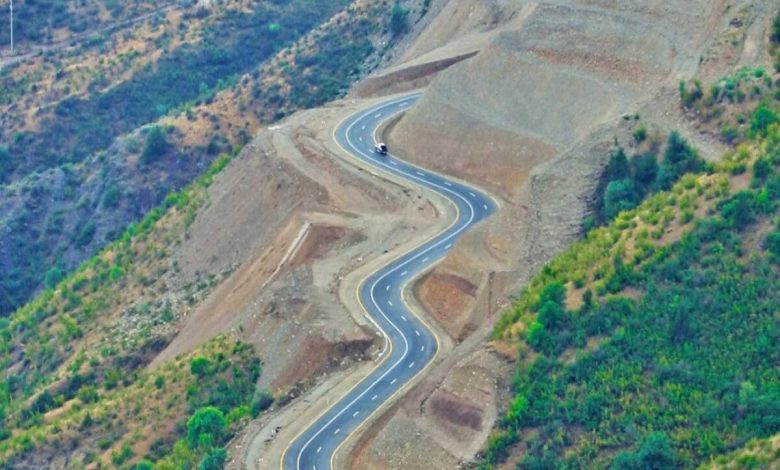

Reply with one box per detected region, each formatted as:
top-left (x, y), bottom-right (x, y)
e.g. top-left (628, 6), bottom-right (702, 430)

top-left (335, 0), bottom-right (778, 468)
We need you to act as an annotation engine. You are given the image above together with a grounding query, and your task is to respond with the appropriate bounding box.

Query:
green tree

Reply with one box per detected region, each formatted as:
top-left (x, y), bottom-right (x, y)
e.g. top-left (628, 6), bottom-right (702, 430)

top-left (720, 191), bottom-right (757, 229)
top-left (604, 179), bottom-right (638, 220)
top-left (134, 460), bottom-right (154, 470)
top-left (631, 153), bottom-right (659, 193)
top-left (190, 356), bottom-right (211, 377)
top-left (390, 2), bottom-right (409, 36)
top-left (656, 131), bottom-right (703, 190)
top-left (187, 407), bottom-right (226, 449)
top-left (198, 448), bottom-right (227, 470)
top-left (605, 147), bottom-right (631, 181)
top-left (44, 267), bottom-right (64, 289)
top-left (141, 126), bottom-right (170, 164)
top-left (749, 105), bottom-right (779, 137)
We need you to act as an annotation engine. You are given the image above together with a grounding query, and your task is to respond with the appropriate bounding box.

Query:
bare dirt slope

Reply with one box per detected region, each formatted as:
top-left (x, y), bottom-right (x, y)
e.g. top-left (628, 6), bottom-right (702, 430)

top-left (151, 96), bottom-right (452, 394)
top-left (338, 0), bottom-right (778, 467)
top-left (138, 0), bottom-right (778, 468)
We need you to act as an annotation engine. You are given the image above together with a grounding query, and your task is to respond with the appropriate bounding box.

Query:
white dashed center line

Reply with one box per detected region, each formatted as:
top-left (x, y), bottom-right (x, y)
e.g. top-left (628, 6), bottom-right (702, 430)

top-left (334, 428), bottom-right (341, 435)
top-left (421, 345), bottom-right (425, 351)
top-left (400, 270), bottom-right (408, 276)
top-left (387, 300), bottom-right (393, 307)
top-left (390, 378), bottom-right (397, 384)
top-left (408, 362), bottom-right (415, 368)
top-left (469, 192), bottom-right (476, 197)
top-left (445, 243), bottom-right (452, 249)
top-left (416, 171), bottom-right (425, 176)
top-left (352, 411), bottom-right (359, 417)
top-left (386, 285), bottom-right (390, 291)
top-left (444, 181), bottom-right (452, 187)
top-left (401, 315), bottom-right (407, 321)
top-left (421, 257), bottom-right (429, 263)
top-left (371, 394), bottom-right (378, 401)
top-left (415, 330), bottom-right (421, 336)
top-left (316, 447), bottom-right (322, 454)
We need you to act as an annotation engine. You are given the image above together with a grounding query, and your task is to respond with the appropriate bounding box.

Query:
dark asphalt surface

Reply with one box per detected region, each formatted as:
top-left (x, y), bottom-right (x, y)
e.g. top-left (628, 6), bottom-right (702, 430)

top-left (282, 94), bottom-right (496, 470)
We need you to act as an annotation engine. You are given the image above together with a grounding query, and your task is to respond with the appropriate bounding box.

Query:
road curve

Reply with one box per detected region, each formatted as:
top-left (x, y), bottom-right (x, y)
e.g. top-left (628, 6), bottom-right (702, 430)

top-left (281, 93), bottom-right (496, 470)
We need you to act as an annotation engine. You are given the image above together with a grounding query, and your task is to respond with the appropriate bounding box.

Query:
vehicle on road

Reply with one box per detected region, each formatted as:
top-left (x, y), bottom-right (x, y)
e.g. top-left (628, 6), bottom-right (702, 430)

top-left (374, 142), bottom-right (388, 155)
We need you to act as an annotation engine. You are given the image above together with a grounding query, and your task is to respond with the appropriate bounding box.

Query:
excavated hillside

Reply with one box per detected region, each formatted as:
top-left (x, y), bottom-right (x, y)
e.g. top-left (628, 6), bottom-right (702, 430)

top-left (335, 0), bottom-right (780, 468)
top-left (3, 0), bottom-right (777, 467)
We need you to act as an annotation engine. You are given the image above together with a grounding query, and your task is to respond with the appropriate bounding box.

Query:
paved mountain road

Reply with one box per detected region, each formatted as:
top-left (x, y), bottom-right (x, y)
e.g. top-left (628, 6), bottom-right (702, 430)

top-left (282, 94), bottom-right (496, 470)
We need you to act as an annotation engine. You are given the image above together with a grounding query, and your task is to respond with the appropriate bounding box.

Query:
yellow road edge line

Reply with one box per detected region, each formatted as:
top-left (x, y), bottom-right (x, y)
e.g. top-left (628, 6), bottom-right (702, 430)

top-left (279, 92), bottom-right (496, 470)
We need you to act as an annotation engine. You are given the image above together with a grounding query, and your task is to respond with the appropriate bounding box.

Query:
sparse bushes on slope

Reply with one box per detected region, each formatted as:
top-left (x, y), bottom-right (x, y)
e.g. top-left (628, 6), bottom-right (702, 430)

top-left (483, 105), bottom-right (780, 469)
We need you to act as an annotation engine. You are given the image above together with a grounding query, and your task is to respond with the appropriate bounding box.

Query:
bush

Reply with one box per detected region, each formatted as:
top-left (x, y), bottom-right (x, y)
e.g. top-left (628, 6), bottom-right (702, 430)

top-left (44, 267), bottom-right (64, 289)
top-left (198, 448), bottom-right (227, 470)
top-left (251, 390), bottom-right (274, 417)
top-left (190, 356), bottom-right (211, 377)
top-left (604, 179), bottom-right (638, 220)
top-left (390, 2), bottom-right (409, 36)
top-left (187, 407), bottom-right (226, 449)
top-left (749, 105), bottom-right (779, 137)
top-left (633, 126), bottom-right (647, 143)
top-left (141, 126), bottom-right (170, 164)
top-left (135, 460), bottom-right (154, 470)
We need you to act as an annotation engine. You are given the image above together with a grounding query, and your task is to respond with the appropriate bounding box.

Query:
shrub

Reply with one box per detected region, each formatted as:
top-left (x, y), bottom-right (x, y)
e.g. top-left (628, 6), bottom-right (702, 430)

top-left (390, 2), bottom-right (409, 36)
top-left (44, 267), bottom-right (64, 289)
top-left (141, 126), bottom-right (170, 164)
top-left (633, 125), bottom-right (647, 143)
top-left (604, 179), bottom-right (638, 220)
top-left (198, 447), bottom-right (227, 470)
top-left (190, 356), bottom-right (211, 377)
top-left (251, 390), bottom-right (274, 417)
top-left (111, 443), bottom-right (134, 466)
top-left (135, 460), bottom-right (154, 470)
top-left (187, 407), bottom-right (226, 449)
top-left (750, 105), bottom-right (779, 137)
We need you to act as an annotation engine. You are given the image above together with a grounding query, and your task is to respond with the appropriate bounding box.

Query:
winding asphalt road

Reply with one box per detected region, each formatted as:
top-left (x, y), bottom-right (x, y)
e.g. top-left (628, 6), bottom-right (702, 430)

top-left (282, 93), bottom-right (496, 470)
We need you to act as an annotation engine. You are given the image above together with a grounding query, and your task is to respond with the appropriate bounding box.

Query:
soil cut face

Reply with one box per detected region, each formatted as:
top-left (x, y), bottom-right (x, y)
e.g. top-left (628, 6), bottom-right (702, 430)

top-left (337, 0), bottom-right (778, 467)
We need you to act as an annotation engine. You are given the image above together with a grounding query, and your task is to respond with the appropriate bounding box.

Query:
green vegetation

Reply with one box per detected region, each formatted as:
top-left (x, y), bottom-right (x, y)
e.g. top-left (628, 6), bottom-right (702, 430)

top-left (0, 0), bottom-right (380, 320)
top-left (483, 102), bottom-right (780, 468)
top-left (0, 153), bottom-right (235, 462)
top-left (0, 335), bottom-right (268, 468)
top-left (142, 126), bottom-right (171, 164)
top-left (589, 131), bottom-right (705, 226)
top-left (390, 2), bottom-right (410, 37)
top-left (5, 1), bottom-right (351, 180)
top-left (0, 0), bottom-right (158, 43)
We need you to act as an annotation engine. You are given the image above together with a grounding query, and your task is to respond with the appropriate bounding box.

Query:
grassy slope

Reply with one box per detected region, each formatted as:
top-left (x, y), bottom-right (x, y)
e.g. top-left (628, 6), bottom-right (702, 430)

top-left (0, 0), bottom-right (387, 317)
top-left (0, 154), bottom-right (247, 466)
top-left (0, 1), bottom-right (401, 464)
top-left (481, 100), bottom-right (780, 468)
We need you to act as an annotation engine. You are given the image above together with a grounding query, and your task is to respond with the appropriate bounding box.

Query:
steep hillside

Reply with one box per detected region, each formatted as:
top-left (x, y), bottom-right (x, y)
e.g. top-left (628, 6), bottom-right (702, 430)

top-left (0, 0), bottom-right (388, 316)
top-left (340, 1), bottom-right (780, 468)
top-left (480, 97), bottom-right (780, 468)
